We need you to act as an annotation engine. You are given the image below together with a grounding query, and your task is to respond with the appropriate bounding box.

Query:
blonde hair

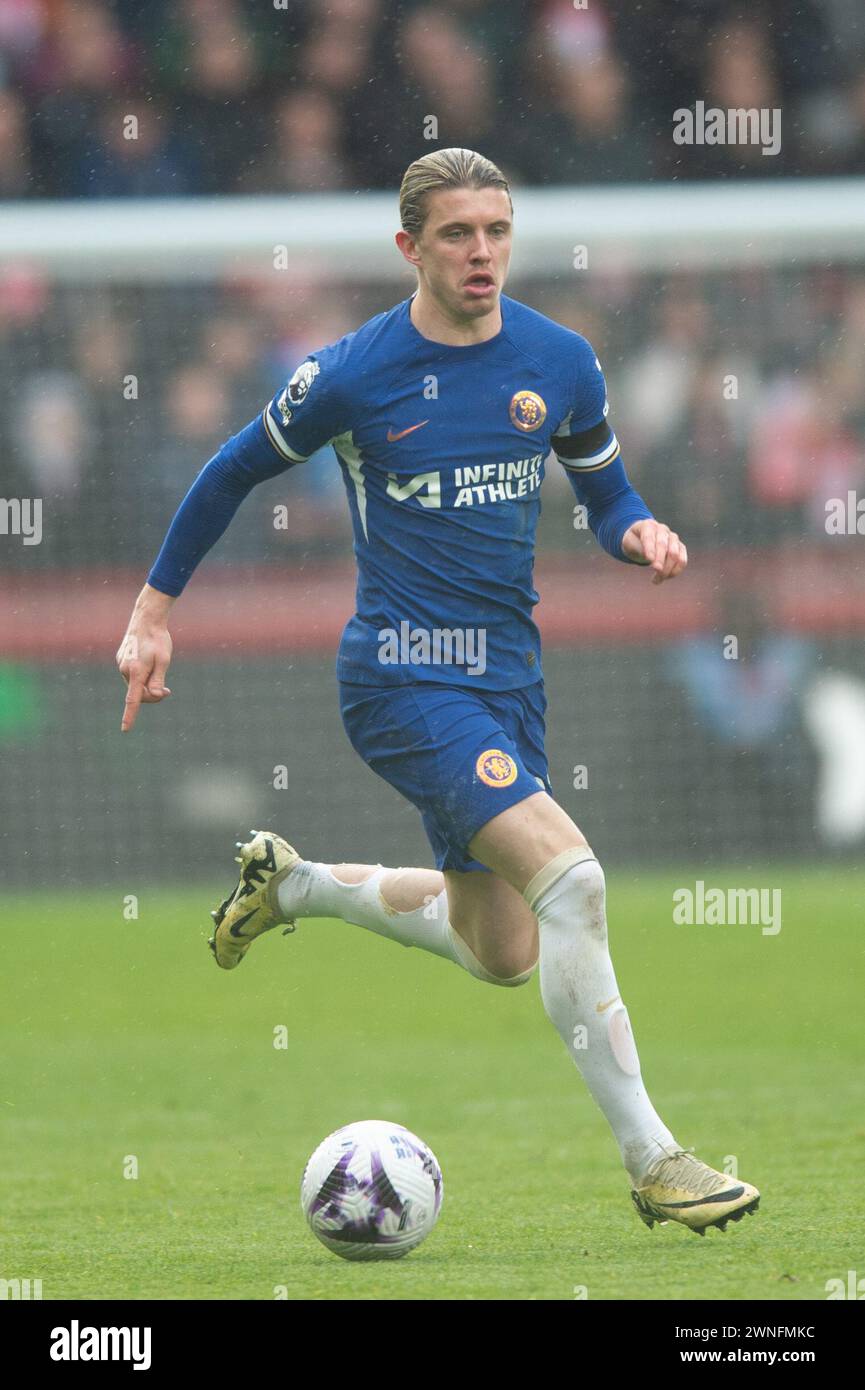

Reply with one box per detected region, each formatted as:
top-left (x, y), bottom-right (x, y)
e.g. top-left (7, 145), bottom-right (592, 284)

top-left (399, 148), bottom-right (512, 239)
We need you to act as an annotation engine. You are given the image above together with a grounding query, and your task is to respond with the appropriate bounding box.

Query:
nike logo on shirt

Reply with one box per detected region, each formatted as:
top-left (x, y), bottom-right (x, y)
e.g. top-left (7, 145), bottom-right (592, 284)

top-left (387, 421), bottom-right (429, 442)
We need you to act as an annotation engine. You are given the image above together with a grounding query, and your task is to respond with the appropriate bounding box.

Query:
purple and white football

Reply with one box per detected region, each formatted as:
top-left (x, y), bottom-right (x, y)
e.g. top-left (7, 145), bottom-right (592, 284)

top-left (300, 1120), bottom-right (444, 1261)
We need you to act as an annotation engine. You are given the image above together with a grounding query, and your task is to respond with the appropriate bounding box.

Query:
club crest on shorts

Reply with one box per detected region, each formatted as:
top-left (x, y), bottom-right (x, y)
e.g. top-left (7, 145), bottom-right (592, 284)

top-left (476, 748), bottom-right (518, 787)
top-left (509, 390), bottom-right (546, 432)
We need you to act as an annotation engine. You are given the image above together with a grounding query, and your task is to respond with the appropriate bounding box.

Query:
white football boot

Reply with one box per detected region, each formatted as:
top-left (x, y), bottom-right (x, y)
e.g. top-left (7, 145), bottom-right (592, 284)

top-left (209, 830), bottom-right (301, 970)
top-left (631, 1149), bottom-right (760, 1235)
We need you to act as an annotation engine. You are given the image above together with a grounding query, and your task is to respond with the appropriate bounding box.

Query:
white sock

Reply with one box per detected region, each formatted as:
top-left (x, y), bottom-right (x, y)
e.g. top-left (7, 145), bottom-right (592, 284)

top-left (525, 848), bottom-right (680, 1184)
top-left (276, 861), bottom-right (534, 987)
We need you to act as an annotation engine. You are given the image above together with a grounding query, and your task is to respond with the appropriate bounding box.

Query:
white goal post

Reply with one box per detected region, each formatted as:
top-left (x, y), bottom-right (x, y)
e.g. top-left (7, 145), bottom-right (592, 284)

top-left (2, 178), bottom-right (864, 280)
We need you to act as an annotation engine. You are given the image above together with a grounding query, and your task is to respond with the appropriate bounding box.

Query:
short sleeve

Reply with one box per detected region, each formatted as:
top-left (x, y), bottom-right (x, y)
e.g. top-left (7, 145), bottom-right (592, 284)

top-left (550, 335), bottom-right (621, 474)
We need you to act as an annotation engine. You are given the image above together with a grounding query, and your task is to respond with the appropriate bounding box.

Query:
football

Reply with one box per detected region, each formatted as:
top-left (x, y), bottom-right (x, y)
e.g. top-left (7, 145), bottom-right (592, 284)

top-left (300, 1120), bottom-right (444, 1261)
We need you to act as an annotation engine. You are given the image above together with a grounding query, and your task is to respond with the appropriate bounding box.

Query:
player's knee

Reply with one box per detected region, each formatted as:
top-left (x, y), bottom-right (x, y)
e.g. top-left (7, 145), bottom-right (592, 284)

top-left (482, 939), bottom-right (538, 985)
top-left (488, 957), bottom-right (537, 988)
top-left (449, 921), bottom-right (537, 987)
top-left (524, 847), bottom-right (607, 940)
top-left (473, 949), bottom-right (538, 987)
top-left (574, 855), bottom-right (606, 924)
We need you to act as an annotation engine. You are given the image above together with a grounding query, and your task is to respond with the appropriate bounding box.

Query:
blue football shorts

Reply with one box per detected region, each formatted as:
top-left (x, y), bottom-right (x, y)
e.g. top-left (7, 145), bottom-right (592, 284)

top-left (338, 679), bottom-right (552, 874)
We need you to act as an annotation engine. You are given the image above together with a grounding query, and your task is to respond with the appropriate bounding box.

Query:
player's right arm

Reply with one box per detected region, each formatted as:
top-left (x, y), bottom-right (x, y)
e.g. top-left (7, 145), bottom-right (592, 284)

top-left (116, 583), bottom-right (175, 733)
top-left (116, 353), bottom-right (347, 732)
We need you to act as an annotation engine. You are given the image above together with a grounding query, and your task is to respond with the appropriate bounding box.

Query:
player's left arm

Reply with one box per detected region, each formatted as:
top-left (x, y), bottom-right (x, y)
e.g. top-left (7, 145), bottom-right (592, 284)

top-left (551, 342), bottom-right (687, 585)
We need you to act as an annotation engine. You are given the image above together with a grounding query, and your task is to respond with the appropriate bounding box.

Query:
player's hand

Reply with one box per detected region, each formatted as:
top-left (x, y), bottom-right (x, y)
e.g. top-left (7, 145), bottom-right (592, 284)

top-left (116, 586), bottom-right (176, 732)
top-left (621, 520), bottom-right (688, 585)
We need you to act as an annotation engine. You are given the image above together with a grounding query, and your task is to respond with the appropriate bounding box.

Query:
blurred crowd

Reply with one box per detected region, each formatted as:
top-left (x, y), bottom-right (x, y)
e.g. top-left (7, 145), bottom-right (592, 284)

top-left (1, 0), bottom-right (864, 199)
top-left (2, 0), bottom-right (864, 573)
top-left (2, 259), bottom-right (863, 570)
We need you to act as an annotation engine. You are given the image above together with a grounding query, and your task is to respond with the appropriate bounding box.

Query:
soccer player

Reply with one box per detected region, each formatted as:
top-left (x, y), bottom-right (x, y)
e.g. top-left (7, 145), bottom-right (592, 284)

top-left (117, 149), bottom-right (759, 1235)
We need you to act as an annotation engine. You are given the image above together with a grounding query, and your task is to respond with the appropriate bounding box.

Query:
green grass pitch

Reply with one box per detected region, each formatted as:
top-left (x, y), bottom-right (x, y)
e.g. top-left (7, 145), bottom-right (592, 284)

top-left (2, 866), bottom-right (862, 1301)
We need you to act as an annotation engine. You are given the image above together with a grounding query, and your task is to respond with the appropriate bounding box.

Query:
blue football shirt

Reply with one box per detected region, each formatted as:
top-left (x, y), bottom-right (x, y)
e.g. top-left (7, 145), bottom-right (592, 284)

top-left (258, 292), bottom-right (631, 690)
top-left (148, 291), bottom-right (653, 690)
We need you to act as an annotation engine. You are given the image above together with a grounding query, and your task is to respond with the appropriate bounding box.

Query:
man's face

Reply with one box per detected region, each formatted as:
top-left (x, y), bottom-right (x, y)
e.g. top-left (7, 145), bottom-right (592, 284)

top-left (402, 186), bottom-right (513, 321)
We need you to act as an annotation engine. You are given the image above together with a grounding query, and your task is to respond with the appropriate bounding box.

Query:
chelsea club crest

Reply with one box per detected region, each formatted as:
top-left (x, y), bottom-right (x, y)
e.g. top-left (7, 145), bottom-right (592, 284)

top-left (509, 390), bottom-right (546, 432)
